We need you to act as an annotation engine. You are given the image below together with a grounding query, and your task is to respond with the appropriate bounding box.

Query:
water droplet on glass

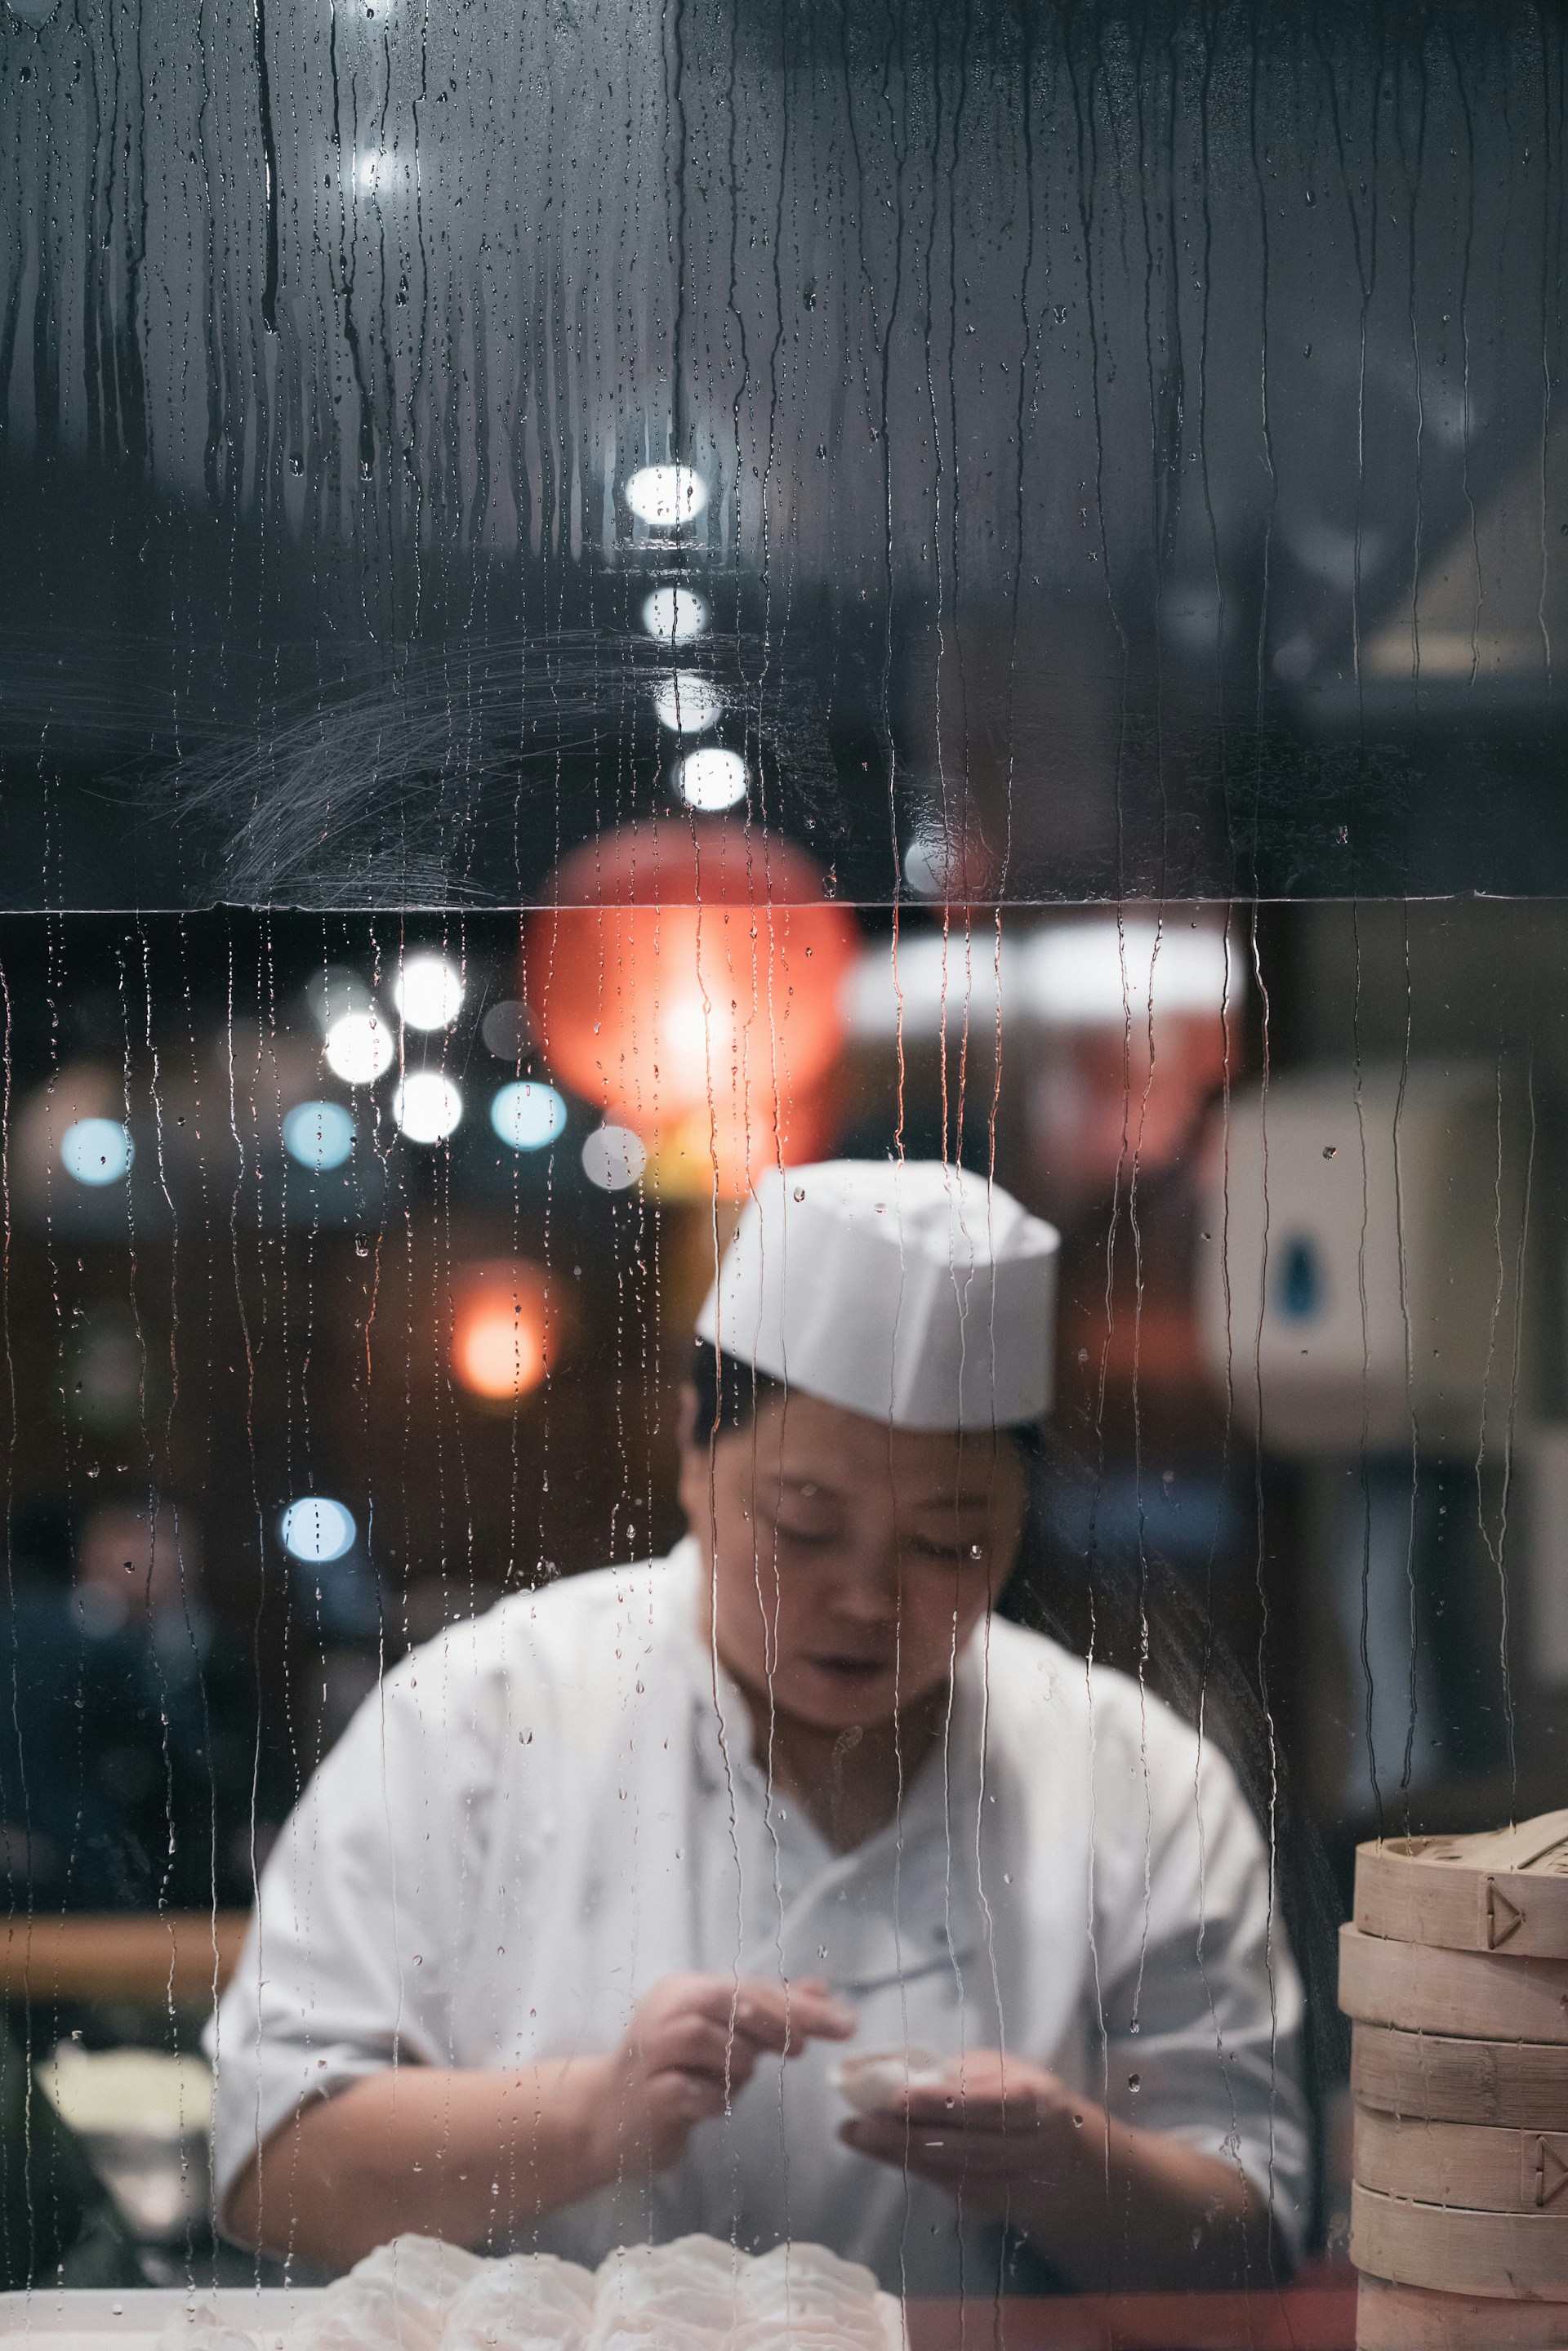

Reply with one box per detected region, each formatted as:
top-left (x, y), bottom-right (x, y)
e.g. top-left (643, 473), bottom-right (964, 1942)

top-left (1128, 2073), bottom-right (1141, 2093)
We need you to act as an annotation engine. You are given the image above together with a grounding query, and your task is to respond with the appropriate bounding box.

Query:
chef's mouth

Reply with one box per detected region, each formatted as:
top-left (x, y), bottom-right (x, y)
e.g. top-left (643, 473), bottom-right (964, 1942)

top-left (809, 1655), bottom-right (891, 1681)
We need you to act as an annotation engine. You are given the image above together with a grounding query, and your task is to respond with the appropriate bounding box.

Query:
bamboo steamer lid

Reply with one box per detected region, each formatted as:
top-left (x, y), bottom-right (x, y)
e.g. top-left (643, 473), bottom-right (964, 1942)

top-left (1357, 2275), bottom-right (1568, 2349)
top-left (1355, 2023), bottom-right (1568, 2128)
top-left (1340, 1924), bottom-right (1568, 2042)
top-left (1352, 2181), bottom-right (1568, 2296)
top-left (1355, 2106), bottom-right (1568, 2212)
top-left (1356, 1812), bottom-right (1568, 1957)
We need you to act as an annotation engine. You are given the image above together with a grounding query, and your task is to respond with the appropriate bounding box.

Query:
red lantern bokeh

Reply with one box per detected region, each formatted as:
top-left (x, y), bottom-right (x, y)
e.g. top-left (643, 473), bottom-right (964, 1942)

top-left (525, 821), bottom-right (860, 1196)
top-left (450, 1258), bottom-right (556, 1402)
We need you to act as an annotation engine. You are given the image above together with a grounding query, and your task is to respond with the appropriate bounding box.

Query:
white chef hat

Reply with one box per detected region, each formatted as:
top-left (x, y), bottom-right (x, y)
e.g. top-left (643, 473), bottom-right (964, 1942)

top-left (695, 1161), bottom-right (1060, 1430)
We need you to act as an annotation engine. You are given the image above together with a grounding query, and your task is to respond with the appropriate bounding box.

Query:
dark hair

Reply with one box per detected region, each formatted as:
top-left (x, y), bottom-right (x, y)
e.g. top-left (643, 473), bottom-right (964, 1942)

top-left (688, 1340), bottom-right (786, 1437)
top-left (688, 1339), bottom-right (1044, 1454)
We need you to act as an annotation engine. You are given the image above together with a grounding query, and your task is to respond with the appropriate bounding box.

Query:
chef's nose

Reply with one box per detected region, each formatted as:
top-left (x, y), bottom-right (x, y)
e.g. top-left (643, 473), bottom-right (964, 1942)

top-left (828, 1534), bottom-right (902, 1621)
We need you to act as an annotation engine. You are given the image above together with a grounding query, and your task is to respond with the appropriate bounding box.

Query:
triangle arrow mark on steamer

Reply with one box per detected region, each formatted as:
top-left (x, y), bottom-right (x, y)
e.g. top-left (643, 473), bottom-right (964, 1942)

top-left (1488, 1881), bottom-right (1526, 1947)
top-left (1539, 2137), bottom-right (1568, 2206)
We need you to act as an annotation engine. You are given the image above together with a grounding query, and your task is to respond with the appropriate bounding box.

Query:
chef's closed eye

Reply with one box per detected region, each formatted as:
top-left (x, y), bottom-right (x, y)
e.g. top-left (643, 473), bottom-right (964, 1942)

top-left (897, 1494), bottom-right (998, 1565)
top-left (901, 1529), bottom-right (991, 1565)
top-left (770, 1515), bottom-right (843, 1549)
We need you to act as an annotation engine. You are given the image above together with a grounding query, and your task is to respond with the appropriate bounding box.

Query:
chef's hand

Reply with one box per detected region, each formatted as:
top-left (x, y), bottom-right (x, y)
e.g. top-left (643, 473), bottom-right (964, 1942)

top-left (838, 2050), bottom-right (1080, 2218)
top-left (840, 2050), bottom-right (1274, 2291)
top-left (584, 1972), bottom-right (858, 2181)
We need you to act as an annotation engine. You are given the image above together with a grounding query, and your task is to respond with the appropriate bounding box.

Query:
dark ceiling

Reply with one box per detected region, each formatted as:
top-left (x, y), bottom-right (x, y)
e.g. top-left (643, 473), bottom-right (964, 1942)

top-left (0, 0), bottom-right (1564, 908)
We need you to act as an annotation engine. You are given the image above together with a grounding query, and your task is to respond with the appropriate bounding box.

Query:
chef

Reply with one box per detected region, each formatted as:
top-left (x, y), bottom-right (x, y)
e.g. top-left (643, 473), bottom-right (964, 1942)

top-left (212, 1160), bottom-right (1310, 2294)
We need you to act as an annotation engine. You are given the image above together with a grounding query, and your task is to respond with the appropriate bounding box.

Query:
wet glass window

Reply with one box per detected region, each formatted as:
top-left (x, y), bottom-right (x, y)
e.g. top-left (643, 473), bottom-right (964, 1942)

top-left (0, 1), bottom-right (1563, 2341)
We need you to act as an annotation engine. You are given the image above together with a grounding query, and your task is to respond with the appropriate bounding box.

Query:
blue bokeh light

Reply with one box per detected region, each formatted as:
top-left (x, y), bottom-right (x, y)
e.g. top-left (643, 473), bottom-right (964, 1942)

top-left (60, 1118), bottom-right (134, 1187)
top-left (278, 1496), bottom-right (358, 1564)
top-left (283, 1100), bottom-right (357, 1172)
top-left (491, 1081), bottom-right (568, 1151)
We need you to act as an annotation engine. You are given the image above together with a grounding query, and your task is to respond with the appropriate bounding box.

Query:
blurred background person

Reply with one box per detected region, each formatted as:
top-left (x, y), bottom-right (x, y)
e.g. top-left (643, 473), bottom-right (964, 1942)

top-left (0, 1494), bottom-right (288, 1913)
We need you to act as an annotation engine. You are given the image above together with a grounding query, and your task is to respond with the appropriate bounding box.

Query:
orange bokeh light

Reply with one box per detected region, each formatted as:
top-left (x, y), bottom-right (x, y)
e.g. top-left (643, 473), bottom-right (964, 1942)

top-left (449, 1258), bottom-right (555, 1402)
top-left (525, 820), bottom-right (860, 1196)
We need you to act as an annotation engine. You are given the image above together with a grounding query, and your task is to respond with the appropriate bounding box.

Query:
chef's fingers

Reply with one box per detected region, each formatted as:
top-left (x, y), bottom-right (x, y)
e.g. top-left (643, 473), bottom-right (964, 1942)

top-left (692, 1976), bottom-right (858, 2052)
top-left (649, 2068), bottom-right (731, 2126)
top-left (639, 2015), bottom-right (763, 2083)
top-left (893, 2084), bottom-right (1043, 2130)
top-left (777, 1981), bottom-right (859, 2049)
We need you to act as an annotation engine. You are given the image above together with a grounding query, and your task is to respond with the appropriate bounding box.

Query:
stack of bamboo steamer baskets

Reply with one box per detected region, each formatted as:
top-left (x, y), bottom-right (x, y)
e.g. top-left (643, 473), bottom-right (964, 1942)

top-left (1341, 1809), bottom-right (1568, 2349)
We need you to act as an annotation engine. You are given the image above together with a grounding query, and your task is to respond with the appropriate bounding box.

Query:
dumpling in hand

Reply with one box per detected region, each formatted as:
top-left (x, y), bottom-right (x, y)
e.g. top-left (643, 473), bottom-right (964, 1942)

top-left (828, 2050), bottom-right (947, 2118)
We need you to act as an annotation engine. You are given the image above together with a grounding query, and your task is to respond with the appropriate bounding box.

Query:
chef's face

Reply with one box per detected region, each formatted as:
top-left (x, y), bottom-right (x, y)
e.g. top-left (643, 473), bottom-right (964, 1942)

top-left (678, 1388), bottom-right (1029, 1731)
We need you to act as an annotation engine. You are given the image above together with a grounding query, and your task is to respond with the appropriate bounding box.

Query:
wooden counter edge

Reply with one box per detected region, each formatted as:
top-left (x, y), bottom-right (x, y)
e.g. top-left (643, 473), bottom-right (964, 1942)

top-left (0, 1912), bottom-right (248, 2001)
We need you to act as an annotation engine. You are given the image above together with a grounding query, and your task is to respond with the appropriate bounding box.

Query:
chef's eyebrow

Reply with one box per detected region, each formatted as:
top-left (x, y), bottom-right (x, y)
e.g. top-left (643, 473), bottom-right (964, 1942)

top-left (774, 1476), bottom-right (995, 1510)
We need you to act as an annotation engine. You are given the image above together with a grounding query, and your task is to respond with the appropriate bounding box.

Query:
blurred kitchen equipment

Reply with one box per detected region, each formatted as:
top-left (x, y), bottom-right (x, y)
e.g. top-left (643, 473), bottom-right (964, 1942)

top-left (1196, 1063), bottom-right (1537, 1458)
top-left (38, 2047), bottom-right (212, 2246)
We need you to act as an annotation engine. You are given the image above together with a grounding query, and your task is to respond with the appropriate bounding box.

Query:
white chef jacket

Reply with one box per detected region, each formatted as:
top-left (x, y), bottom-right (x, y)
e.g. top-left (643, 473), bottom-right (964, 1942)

top-left (210, 1541), bottom-right (1309, 2291)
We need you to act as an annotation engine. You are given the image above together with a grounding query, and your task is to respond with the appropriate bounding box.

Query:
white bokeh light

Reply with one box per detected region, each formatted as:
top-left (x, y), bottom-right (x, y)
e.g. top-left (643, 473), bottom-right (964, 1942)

top-left (673, 746), bottom-right (748, 812)
top-left (902, 831), bottom-right (948, 897)
top-left (282, 1101), bottom-right (356, 1172)
top-left (393, 951), bottom-right (466, 1031)
top-left (393, 1071), bottom-right (464, 1144)
top-left (653, 674), bottom-right (724, 734)
top-left (641, 587), bottom-right (709, 645)
top-left (278, 1496), bottom-right (357, 1563)
top-left (324, 1008), bottom-right (394, 1085)
top-left (581, 1124), bottom-right (647, 1191)
top-left (626, 465), bottom-right (708, 529)
top-left (351, 149), bottom-right (414, 199)
top-left (491, 1081), bottom-right (568, 1151)
top-left (60, 1118), bottom-right (133, 1187)
top-left (1019, 919), bottom-right (1236, 1026)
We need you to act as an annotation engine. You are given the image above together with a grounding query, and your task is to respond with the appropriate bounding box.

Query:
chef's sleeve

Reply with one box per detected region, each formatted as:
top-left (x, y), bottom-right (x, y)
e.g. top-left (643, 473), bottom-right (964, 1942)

top-left (204, 1640), bottom-right (505, 2227)
top-left (1091, 1714), bottom-right (1312, 2257)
